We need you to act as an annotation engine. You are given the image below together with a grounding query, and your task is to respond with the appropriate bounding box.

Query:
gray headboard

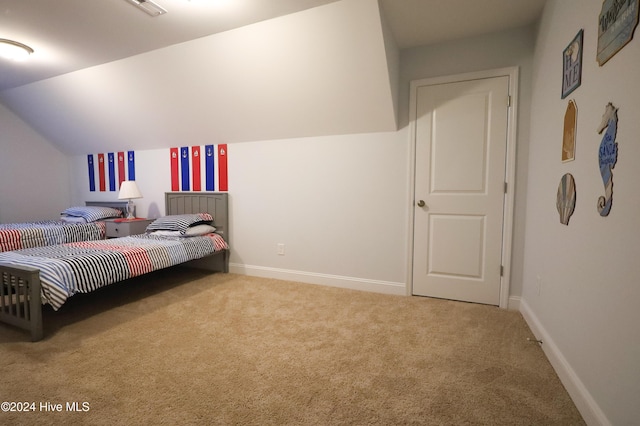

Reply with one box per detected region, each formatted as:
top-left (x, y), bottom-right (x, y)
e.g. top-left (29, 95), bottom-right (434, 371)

top-left (85, 200), bottom-right (130, 217)
top-left (165, 192), bottom-right (229, 244)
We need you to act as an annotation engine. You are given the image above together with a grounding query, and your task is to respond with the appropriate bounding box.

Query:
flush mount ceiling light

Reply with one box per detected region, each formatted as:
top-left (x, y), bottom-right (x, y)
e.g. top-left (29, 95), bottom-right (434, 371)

top-left (124, 0), bottom-right (167, 17)
top-left (0, 39), bottom-right (34, 61)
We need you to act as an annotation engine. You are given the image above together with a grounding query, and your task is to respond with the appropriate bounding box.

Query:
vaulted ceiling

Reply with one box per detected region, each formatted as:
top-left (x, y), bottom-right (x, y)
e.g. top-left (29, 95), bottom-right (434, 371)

top-left (0, 0), bottom-right (546, 155)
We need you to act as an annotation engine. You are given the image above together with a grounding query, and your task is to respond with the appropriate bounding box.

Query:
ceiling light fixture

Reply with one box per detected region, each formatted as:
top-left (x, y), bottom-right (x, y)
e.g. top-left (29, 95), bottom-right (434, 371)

top-left (124, 0), bottom-right (167, 17)
top-left (0, 39), bottom-right (34, 61)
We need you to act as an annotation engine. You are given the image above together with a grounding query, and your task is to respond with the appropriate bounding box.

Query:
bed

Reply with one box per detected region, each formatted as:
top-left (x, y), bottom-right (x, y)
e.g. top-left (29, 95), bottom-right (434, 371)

top-left (0, 192), bottom-right (229, 341)
top-left (0, 201), bottom-right (128, 252)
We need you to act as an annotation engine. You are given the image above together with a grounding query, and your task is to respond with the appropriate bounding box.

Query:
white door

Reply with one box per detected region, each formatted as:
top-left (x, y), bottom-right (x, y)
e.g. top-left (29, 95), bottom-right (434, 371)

top-left (412, 76), bottom-right (509, 305)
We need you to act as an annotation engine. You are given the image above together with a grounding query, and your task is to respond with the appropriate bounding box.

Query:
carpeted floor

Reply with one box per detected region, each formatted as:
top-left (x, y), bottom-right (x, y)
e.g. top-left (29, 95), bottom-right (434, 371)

top-left (0, 268), bottom-right (585, 425)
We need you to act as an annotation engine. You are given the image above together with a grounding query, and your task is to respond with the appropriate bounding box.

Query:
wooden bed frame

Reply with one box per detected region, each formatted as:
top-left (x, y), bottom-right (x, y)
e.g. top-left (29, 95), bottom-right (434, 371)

top-left (0, 192), bottom-right (229, 341)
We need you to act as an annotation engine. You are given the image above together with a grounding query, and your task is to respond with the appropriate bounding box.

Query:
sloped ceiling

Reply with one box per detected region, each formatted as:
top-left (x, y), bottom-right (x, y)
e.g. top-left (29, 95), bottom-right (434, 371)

top-left (0, 0), bottom-right (398, 155)
top-left (0, 0), bottom-right (342, 91)
top-left (0, 0), bottom-right (546, 156)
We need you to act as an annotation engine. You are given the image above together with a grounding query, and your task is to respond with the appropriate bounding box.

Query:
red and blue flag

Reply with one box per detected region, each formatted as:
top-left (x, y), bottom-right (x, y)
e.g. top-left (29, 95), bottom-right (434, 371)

top-left (170, 144), bottom-right (228, 192)
top-left (88, 151), bottom-right (136, 192)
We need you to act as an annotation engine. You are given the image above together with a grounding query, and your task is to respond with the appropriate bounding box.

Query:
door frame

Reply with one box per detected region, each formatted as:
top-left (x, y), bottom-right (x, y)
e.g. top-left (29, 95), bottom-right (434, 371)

top-left (406, 67), bottom-right (519, 309)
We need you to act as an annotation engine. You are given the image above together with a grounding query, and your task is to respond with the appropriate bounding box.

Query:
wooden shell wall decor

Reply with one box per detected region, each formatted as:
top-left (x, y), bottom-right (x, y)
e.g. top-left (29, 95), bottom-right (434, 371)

top-left (557, 173), bottom-right (577, 225)
top-left (563, 100), bottom-right (577, 162)
top-left (596, 102), bottom-right (619, 216)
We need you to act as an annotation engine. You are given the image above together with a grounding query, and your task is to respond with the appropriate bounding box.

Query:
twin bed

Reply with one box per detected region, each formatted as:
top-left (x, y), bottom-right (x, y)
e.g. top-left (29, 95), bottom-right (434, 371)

top-left (0, 201), bottom-right (129, 252)
top-left (0, 192), bottom-right (229, 341)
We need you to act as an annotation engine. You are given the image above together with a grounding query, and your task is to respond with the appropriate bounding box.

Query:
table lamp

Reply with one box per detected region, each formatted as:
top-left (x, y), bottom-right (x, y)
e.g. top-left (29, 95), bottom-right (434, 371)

top-left (118, 180), bottom-right (143, 219)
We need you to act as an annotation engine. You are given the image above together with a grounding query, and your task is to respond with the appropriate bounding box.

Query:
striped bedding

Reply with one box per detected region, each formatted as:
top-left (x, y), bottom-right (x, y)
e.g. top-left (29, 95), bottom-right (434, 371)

top-left (0, 233), bottom-right (228, 310)
top-left (0, 221), bottom-right (107, 252)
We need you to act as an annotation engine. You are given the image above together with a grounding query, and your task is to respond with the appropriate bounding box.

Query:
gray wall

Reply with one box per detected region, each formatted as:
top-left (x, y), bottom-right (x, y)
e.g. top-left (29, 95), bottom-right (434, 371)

top-left (0, 102), bottom-right (71, 222)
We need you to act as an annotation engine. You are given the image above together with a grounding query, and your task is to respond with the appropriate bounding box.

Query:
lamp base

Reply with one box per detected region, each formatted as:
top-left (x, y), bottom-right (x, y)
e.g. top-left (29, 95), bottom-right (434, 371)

top-left (126, 200), bottom-right (136, 219)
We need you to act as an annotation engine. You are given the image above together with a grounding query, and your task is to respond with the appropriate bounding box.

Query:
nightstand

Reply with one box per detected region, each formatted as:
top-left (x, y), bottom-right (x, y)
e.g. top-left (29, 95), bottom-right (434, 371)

top-left (104, 218), bottom-right (153, 238)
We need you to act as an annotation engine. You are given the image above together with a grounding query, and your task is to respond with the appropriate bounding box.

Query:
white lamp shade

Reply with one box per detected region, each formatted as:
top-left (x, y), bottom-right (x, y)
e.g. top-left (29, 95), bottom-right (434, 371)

top-left (118, 181), bottom-right (143, 200)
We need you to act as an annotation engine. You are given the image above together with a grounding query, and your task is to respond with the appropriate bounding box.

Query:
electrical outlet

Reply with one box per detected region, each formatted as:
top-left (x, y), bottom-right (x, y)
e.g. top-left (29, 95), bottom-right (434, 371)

top-left (536, 275), bottom-right (542, 296)
top-left (277, 243), bottom-right (285, 255)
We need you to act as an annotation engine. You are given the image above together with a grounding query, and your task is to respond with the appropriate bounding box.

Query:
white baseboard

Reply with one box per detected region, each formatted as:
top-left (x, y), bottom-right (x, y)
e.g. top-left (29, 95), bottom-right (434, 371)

top-left (229, 263), bottom-right (406, 296)
top-left (507, 295), bottom-right (521, 311)
top-left (519, 299), bottom-right (610, 426)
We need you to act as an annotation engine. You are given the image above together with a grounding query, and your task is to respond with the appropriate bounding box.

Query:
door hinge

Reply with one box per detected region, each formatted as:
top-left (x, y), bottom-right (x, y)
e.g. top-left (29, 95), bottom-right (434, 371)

top-left (507, 95), bottom-right (512, 107)
top-left (500, 265), bottom-right (504, 276)
top-left (504, 182), bottom-right (508, 193)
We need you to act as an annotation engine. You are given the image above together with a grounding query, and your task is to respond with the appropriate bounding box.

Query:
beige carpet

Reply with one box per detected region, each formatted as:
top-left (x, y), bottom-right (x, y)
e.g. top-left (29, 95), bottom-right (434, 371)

top-left (0, 268), bottom-right (584, 425)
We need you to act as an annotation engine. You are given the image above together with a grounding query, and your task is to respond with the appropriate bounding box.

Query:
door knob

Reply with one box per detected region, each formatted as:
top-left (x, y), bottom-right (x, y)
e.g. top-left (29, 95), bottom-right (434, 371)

top-left (417, 200), bottom-right (426, 207)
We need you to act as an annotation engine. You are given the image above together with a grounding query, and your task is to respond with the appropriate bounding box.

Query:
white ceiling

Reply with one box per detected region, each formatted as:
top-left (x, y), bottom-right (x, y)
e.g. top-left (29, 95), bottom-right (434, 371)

top-left (379, 0), bottom-right (546, 48)
top-left (0, 0), bottom-right (546, 91)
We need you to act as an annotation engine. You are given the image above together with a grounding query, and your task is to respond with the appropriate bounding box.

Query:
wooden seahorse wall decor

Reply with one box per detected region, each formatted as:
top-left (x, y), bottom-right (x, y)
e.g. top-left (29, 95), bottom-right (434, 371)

top-left (596, 102), bottom-right (618, 216)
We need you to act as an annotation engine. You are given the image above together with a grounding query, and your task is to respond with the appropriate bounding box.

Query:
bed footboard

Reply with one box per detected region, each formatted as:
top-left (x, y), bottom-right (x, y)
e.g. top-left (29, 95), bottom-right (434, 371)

top-left (0, 265), bottom-right (43, 341)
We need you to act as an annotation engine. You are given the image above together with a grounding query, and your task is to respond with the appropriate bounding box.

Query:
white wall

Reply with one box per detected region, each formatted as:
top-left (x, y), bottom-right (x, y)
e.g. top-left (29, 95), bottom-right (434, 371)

top-left (522, 1), bottom-right (640, 424)
top-left (0, 102), bottom-right (71, 222)
top-left (70, 130), bottom-right (410, 295)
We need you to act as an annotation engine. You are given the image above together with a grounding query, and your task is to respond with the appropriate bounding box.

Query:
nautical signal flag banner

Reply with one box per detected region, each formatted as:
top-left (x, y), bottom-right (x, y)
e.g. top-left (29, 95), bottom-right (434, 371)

top-left (87, 151), bottom-right (136, 192)
top-left (170, 144), bottom-right (228, 192)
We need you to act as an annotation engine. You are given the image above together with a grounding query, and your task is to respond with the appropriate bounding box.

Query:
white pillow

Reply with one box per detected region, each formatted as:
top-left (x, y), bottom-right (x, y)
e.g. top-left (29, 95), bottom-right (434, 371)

top-left (60, 215), bottom-right (88, 223)
top-left (184, 224), bottom-right (217, 236)
top-left (149, 230), bottom-right (182, 237)
top-left (149, 225), bottom-right (216, 237)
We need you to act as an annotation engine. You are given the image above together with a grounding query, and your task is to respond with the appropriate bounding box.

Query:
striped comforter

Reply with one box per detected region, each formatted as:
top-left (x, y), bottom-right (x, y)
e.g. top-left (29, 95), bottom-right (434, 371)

top-left (0, 233), bottom-right (228, 310)
top-left (0, 221), bottom-right (106, 252)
